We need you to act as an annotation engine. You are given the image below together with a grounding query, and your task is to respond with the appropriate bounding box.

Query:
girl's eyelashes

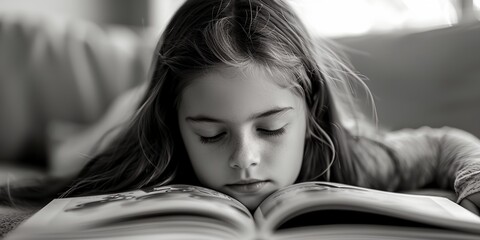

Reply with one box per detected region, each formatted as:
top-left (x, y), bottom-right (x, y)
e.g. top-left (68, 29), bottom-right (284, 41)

top-left (257, 127), bottom-right (286, 137)
top-left (198, 126), bottom-right (287, 144)
top-left (199, 132), bottom-right (226, 144)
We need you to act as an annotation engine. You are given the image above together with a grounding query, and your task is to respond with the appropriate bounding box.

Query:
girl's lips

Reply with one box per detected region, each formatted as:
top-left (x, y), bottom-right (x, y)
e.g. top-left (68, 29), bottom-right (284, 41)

top-left (226, 180), bottom-right (269, 194)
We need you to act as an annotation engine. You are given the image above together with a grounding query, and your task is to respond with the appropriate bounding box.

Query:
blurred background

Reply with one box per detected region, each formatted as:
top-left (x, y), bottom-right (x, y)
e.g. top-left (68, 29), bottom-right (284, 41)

top-left (1, 0), bottom-right (479, 174)
top-left (1, 0), bottom-right (478, 36)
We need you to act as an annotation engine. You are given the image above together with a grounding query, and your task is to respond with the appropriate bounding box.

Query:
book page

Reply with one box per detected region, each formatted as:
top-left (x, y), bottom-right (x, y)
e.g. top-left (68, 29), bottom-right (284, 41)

top-left (8, 185), bottom-right (254, 239)
top-left (63, 185), bottom-right (251, 219)
top-left (254, 181), bottom-right (480, 235)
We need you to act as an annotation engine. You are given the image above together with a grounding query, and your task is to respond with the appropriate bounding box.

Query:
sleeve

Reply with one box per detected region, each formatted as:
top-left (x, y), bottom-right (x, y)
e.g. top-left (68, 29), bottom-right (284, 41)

top-left (356, 126), bottom-right (480, 203)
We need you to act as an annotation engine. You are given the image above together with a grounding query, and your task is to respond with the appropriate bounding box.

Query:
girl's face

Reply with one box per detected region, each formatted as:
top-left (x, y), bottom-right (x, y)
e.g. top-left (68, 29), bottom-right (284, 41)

top-left (178, 65), bottom-right (307, 210)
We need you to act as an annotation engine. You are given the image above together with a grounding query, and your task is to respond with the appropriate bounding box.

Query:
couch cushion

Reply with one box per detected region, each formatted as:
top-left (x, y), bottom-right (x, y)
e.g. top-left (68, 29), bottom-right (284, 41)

top-left (0, 14), bottom-right (153, 166)
top-left (336, 22), bottom-right (480, 138)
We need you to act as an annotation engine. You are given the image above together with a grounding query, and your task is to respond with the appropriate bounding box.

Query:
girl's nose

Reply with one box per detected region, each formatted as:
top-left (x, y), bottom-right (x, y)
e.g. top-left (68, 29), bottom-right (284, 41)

top-left (229, 135), bottom-right (261, 169)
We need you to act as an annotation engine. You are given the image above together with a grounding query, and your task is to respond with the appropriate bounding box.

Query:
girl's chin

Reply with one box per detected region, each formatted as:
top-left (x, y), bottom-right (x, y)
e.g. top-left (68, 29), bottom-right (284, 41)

top-left (238, 197), bottom-right (264, 211)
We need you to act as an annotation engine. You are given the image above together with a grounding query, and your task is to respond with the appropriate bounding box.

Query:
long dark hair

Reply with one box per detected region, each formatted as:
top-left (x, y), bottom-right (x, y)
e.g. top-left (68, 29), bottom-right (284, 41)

top-left (61, 0), bottom-right (379, 197)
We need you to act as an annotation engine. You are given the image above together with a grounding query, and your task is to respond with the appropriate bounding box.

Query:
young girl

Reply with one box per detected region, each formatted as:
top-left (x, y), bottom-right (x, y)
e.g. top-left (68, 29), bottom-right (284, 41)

top-left (37, 0), bottom-right (480, 213)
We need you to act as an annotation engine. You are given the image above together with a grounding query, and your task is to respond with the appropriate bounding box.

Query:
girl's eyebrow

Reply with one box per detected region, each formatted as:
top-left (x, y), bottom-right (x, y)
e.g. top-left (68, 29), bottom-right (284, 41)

top-left (185, 107), bottom-right (294, 123)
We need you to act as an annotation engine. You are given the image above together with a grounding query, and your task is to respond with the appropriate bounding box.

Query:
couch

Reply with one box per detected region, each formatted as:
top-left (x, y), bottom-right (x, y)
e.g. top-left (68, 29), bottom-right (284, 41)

top-left (337, 22), bottom-right (480, 137)
top-left (0, 15), bottom-right (154, 236)
top-left (0, 14), bottom-right (154, 170)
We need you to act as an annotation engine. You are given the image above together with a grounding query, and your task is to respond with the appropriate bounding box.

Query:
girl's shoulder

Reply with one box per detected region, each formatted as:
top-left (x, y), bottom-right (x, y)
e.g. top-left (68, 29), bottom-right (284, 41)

top-left (352, 126), bottom-right (480, 162)
top-left (355, 126), bottom-right (478, 145)
top-left (382, 126), bottom-right (480, 147)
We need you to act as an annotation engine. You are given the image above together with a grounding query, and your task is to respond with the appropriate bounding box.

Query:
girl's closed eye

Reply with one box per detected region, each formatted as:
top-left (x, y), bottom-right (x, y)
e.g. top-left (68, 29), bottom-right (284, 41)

top-left (199, 132), bottom-right (226, 144)
top-left (257, 126), bottom-right (286, 137)
top-left (198, 125), bottom-right (288, 144)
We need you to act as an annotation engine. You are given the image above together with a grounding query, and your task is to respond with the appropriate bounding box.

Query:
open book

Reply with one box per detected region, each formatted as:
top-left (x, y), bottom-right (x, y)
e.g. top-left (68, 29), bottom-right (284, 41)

top-left (6, 181), bottom-right (480, 240)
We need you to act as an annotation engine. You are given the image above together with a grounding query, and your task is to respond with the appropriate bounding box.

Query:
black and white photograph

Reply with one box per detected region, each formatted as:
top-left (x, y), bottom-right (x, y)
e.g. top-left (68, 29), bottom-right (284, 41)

top-left (1, 0), bottom-right (480, 239)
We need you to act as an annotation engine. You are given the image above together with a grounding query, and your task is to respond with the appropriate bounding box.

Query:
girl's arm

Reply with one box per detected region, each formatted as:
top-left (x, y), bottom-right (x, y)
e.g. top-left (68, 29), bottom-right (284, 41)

top-left (354, 126), bottom-right (480, 212)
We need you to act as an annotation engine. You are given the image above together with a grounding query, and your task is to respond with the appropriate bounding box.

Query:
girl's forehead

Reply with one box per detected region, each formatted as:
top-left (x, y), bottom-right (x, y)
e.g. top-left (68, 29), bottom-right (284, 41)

top-left (178, 65), bottom-right (305, 123)
top-left (183, 64), bottom-right (295, 98)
